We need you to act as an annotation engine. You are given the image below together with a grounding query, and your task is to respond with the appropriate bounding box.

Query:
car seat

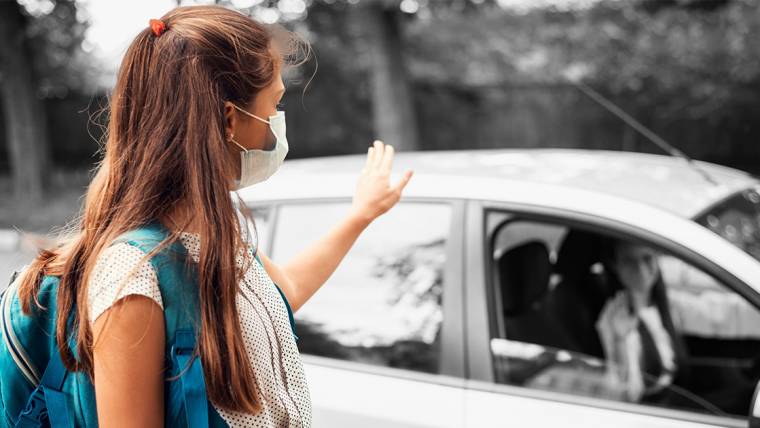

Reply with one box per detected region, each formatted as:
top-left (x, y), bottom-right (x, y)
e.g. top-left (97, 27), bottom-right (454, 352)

top-left (547, 230), bottom-right (616, 357)
top-left (497, 241), bottom-right (575, 350)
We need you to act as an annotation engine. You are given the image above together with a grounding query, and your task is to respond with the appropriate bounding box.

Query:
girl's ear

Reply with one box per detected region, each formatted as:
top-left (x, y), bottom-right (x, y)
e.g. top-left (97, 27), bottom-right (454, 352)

top-left (223, 101), bottom-right (237, 141)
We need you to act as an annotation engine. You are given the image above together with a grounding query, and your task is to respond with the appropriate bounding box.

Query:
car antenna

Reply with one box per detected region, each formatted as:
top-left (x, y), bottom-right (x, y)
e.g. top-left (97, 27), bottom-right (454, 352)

top-left (563, 73), bottom-right (719, 186)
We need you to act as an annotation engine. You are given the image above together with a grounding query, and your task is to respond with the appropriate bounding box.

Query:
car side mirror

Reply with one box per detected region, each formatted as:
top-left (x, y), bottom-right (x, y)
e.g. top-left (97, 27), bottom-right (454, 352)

top-left (750, 381), bottom-right (760, 428)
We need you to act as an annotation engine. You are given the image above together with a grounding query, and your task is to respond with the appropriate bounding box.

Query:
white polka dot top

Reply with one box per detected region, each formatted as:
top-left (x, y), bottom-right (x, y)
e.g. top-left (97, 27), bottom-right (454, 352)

top-left (87, 231), bottom-right (312, 428)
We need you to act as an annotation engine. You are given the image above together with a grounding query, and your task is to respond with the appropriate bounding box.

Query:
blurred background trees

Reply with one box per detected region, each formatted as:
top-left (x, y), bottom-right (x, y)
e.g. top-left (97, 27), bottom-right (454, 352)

top-left (206, 0), bottom-right (760, 165)
top-left (0, 0), bottom-right (97, 202)
top-left (1, 0), bottom-right (759, 229)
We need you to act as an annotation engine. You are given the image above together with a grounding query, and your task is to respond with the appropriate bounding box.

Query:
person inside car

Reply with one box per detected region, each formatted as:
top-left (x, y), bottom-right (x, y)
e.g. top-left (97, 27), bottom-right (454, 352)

top-left (595, 240), bottom-right (687, 403)
top-left (596, 239), bottom-right (760, 410)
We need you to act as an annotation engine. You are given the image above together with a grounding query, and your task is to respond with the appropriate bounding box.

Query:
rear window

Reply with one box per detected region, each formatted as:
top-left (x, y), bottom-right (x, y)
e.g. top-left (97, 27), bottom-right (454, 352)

top-left (695, 185), bottom-right (760, 261)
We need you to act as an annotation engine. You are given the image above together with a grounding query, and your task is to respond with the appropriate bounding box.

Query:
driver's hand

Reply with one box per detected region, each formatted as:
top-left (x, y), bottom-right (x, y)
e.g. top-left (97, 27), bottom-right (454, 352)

top-left (601, 292), bottom-right (638, 338)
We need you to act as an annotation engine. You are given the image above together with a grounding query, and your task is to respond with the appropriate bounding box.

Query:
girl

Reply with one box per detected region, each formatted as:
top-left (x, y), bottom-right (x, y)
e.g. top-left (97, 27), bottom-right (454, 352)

top-left (13, 5), bottom-right (412, 427)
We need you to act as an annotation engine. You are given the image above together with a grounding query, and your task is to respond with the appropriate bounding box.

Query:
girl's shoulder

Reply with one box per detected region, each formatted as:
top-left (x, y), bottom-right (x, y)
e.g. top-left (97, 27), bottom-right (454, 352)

top-left (88, 242), bottom-right (164, 324)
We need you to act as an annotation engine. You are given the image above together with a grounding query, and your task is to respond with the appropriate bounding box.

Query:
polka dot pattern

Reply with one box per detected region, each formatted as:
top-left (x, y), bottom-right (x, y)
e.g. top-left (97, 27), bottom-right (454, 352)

top-left (87, 233), bottom-right (312, 427)
top-left (88, 243), bottom-right (163, 324)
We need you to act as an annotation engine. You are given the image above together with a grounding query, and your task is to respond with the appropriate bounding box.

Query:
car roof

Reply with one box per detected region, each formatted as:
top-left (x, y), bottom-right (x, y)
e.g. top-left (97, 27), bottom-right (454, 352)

top-left (240, 148), bottom-right (757, 219)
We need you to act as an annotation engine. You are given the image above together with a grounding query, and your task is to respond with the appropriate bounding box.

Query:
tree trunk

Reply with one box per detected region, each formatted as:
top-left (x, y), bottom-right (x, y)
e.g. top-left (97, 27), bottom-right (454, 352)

top-left (357, 2), bottom-right (419, 151)
top-left (0, 1), bottom-right (49, 202)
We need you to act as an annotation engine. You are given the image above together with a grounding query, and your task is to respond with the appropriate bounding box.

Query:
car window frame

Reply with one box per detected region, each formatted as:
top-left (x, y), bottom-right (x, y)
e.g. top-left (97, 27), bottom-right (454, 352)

top-left (464, 198), bottom-right (753, 428)
top-left (262, 196), bottom-right (468, 383)
top-left (237, 202), bottom-right (277, 254)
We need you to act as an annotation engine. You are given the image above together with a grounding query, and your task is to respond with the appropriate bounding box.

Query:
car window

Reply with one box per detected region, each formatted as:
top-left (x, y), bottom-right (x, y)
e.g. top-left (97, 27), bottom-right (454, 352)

top-left (696, 185), bottom-right (760, 261)
top-left (238, 202), bottom-right (273, 253)
top-left (486, 214), bottom-right (760, 418)
top-left (271, 201), bottom-right (452, 374)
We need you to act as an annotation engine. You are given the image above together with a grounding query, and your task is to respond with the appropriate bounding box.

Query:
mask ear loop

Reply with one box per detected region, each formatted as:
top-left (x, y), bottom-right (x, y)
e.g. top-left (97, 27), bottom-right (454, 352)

top-left (231, 104), bottom-right (279, 150)
top-left (230, 136), bottom-right (248, 152)
top-left (233, 104), bottom-right (270, 124)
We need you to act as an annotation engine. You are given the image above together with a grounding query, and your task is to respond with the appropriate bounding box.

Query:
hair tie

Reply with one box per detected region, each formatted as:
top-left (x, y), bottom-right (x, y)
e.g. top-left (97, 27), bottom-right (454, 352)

top-left (149, 19), bottom-right (167, 37)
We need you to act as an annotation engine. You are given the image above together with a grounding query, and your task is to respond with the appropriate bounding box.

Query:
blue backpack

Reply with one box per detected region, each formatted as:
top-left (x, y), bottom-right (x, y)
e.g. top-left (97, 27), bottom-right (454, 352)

top-left (0, 222), bottom-right (297, 427)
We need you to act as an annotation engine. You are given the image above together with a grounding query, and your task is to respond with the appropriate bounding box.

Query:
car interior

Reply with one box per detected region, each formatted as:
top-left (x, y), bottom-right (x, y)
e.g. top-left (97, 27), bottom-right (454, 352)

top-left (489, 218), bottom-right (760, 417)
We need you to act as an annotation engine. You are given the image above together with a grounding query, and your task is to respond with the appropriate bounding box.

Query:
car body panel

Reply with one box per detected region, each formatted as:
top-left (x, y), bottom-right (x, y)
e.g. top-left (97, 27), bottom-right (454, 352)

top-left (304, 356), bottom-right (466, 427)
top-left (464, 385), bottom-right (739, 428)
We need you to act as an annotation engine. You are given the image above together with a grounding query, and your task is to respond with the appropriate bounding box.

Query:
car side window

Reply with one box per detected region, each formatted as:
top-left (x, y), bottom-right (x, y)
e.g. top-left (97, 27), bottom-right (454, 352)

top-left (271, 201), bottom-right (452, 374)
top-left (486, 214), bottom-right (760, 418)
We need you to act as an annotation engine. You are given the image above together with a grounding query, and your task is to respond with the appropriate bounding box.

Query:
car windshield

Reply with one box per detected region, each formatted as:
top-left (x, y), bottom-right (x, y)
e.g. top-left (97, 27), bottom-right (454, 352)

top-left (695, 185), bottom-right (760, 262)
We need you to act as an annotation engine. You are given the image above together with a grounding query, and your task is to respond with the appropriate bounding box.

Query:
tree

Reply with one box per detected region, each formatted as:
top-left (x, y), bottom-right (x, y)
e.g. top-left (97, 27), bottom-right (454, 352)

top-left (0, 0), bottom-right (92, 201)
top-left (353, 1), bottom-right (420, 151)
top-left (225, 0), bottom-right (428, 151)
top-left (398, 0), bottom-right (760, 158)
top-left (0, 1), bottom-right (49, 202)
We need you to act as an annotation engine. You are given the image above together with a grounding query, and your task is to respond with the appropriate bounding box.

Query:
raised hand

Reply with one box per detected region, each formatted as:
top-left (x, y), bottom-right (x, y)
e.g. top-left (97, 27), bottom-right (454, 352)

top-left (349, 140), bottom-right (414, 224)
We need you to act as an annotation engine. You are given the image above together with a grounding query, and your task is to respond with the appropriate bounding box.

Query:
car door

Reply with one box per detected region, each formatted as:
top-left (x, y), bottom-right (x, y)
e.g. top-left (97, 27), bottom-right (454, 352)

top-left (463, 200), bottom-right (760, 428)
top-left (267, 198), bottom-right (467, 428)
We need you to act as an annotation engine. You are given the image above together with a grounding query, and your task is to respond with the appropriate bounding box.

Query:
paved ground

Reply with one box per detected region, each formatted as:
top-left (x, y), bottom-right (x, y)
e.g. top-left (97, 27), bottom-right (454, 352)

top-left (0, 250), bottom-right (32, 292)
top-left (0, 232), bottom-right (40, 292)
top-left (0, 174), bottom-right (86, 291)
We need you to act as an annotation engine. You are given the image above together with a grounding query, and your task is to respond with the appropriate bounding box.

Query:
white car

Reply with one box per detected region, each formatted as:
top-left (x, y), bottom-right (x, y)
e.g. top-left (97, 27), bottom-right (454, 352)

top-left (239, 148), bottom-right (760, 428)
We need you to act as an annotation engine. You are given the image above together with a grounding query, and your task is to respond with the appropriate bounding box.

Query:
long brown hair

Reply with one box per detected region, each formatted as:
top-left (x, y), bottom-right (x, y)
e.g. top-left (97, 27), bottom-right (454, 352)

top-left (17, 5), bottom-right (310, 414)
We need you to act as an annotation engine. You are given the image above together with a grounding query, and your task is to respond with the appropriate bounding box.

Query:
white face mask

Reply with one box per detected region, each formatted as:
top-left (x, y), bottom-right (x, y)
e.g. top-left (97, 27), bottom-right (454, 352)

top-left (230, 104), bottom-right (289, 189)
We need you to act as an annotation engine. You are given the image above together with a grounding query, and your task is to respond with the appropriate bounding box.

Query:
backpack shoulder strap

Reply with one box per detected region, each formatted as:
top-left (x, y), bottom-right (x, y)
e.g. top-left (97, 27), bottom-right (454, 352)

top-left (112, 221), bottom-right (198, 329)
top-left (14, 343), bottom-right (74, 428)
top-left (112, 221), bottom-right (224, 428)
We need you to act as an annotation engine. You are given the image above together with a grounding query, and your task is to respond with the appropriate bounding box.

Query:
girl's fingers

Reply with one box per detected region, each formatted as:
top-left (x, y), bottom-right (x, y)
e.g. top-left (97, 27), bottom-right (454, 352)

top-left (381, 144), bottom-right (395, 173)
top-left (364, 146), bottom-right (375, 171)
top-left (373, 140), bottom-right (384, 169)
top-left (392, 170), bottom-right (413, 193)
